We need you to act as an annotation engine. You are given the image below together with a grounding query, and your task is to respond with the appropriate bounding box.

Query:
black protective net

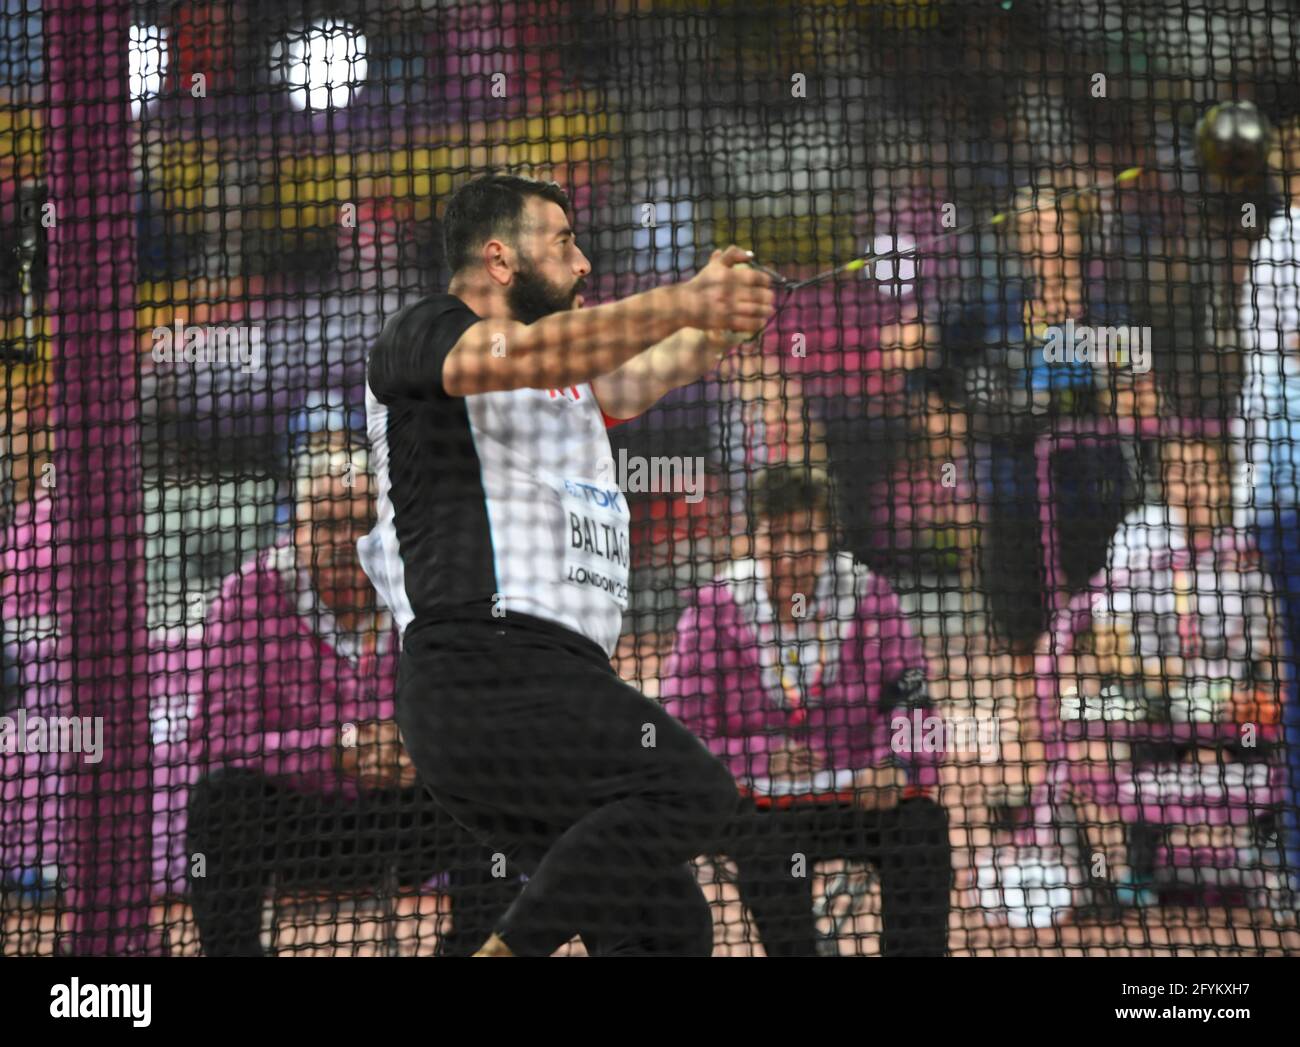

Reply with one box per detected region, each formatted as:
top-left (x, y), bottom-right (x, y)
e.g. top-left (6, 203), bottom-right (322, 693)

top-left (1, 0), bottom-right (1299, 957)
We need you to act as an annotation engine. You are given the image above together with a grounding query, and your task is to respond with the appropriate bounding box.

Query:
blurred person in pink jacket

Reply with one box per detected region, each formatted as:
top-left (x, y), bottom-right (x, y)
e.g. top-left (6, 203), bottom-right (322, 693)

top-left (1, 486), bottom-right (67, 902)
top-left (661, 465), bottom-right (952, 956)
top-left (185, 430), bottom-right (517, 956)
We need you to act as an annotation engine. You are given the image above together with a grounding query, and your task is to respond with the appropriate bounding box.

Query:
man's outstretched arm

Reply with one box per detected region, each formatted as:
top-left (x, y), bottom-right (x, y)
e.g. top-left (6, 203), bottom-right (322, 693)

top-left (442, 246), bottom-right (772, 397)
top-left (591, 326), bottom-right (746, 422)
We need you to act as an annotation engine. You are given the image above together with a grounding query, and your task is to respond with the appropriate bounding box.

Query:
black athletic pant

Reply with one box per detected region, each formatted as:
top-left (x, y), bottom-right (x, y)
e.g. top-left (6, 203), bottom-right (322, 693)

top-left (731, 796), bottom-right (952, 956)
top-left (186, 767), bottom-right (519, 956)
top-left (396, 613), bottom-right (742, 957)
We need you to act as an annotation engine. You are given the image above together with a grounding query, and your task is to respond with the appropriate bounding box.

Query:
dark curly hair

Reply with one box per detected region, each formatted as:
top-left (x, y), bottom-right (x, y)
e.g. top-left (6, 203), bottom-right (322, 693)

top-left (442, 173), bottom-right (571, 275)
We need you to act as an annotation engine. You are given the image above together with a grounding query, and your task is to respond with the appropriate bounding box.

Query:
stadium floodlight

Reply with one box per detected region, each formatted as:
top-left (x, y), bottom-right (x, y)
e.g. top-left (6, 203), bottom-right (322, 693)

top-left (128, 24), bottom-right (168, 119)
top-left (271, 18), bottom-right (368, 111)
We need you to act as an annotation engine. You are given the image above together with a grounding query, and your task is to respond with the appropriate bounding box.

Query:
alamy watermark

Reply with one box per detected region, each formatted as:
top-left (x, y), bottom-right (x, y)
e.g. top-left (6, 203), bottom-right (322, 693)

top-left (151, 320), bottom-right (264, 373)
top-left (50, 979), bottom-right (150, 1027)
top-left (610, 449), bottom-right (705, 504)
top-left (1041, 318), bottom-right (1152, 374)
top-left (0, 708), bottom-right (104, 763)
top-left (891, 710), bottom-right (1001, 763)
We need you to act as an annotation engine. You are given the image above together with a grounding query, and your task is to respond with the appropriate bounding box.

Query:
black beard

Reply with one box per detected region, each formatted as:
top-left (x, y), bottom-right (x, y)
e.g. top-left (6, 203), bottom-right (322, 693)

top-left (507, 261), bottom-right (581, 324)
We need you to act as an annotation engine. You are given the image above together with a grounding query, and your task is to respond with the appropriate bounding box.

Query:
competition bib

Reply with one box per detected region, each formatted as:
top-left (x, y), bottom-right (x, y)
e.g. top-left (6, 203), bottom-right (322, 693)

top-left (546, 473), bottom-right (631, 610)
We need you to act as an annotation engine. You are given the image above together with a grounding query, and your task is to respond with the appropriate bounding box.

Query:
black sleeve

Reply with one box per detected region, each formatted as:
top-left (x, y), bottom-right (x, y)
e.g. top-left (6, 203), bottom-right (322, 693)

top-left (367, 294), bottom-right (481, 403)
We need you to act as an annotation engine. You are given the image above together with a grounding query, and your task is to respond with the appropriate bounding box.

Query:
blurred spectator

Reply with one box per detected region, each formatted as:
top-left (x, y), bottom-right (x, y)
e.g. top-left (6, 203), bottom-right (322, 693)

top-left (1236, 103), bottom-right (1300, 525)
top-left (137, 274), bottom-right (383, 474)
top-left (0, 346), bottom-right (51, 522)
top-left (825, 295), bottom-right (938, 565)
top-left (185, 433), bottom-right (516, 956)
top-left (943, 179), bottom-right (1138, 647)
top-left (278, 389), bottom-right (367, 527)
top-left (867, 377), bottom-right (979, 592)
top-left (613, 631), bottom-right (675, 700)
top-left (147, 621), bottom-right (204, 911)
top-left (0, 474), bottom-right (65, 905)
top-left (762, 279), bottom-right (929, 564)
top-left (1063, 436), bottom-right (1284, 907)
top-left (946, 183), bottom-right (1123, 421)
top-left (715, 345), bottom-right (831, 561)
top-left (1085, 438), bottom-right (1281, 718)
top-left (661, 464), bottom-right (951, 956)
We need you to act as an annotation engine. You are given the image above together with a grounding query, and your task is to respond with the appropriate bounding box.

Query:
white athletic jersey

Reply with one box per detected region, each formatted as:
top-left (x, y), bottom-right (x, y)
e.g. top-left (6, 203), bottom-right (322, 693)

top-left (358, 293), bottom-right (631, 656)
